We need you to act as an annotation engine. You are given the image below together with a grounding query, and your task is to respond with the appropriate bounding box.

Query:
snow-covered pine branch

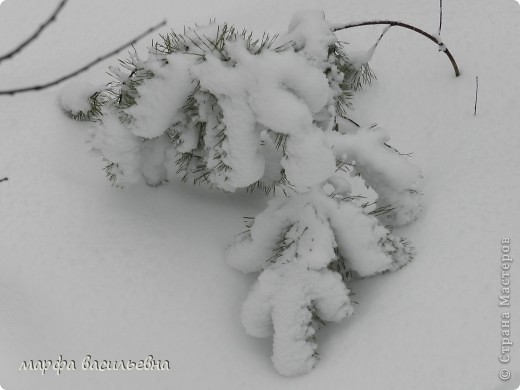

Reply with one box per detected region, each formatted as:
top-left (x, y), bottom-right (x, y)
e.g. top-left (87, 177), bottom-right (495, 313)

top-left (61, 10), bottom-right (429, 376)
top-left (60, 11), bottom-right (373, 190)
top-left (227, 187), bottom-right (415, 375)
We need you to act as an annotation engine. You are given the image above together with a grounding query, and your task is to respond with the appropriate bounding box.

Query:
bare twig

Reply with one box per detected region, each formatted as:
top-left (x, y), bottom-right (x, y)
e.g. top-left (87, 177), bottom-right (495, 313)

top-left (0, 0), bottom-right (68, 65)
top-left (439, 0), bottom-right (443, 36)
top-left (376, 25), bottom-right (392, 47)
top-left (0, 177), bottom-right (8, 183)
top-left (365, 25), bottom-right (392, 60)
top-left (474, 76), bottom-right (479, 115)
top-left (0, 20), bottom-right (167, 96)
top-left (332, 20), bottom-right (460, 77)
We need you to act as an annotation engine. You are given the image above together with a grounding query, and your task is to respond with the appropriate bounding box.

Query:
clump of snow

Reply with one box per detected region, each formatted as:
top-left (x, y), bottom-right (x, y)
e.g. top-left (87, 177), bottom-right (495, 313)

top-left (328, 197), bottom-right (414, 276)
top-left (281, 10), bottom-right (337, 67)
top-left (242, 263), bottom-right (353, 377)
top-left (327, 174), bottom-right (352, 196)
top-left (88, 111), bottom-right (143, 186)
top-left (348, 50), bottom-right (374, 71)
top-left (190, 50), bottom-right (266, 189)
top-left (126, 54), bottom-right (197, 139)
top-left (257, 131), bottom-right (284, 186)
top-left (327, 125), bottom-right (423, 226)
top-left (141, 135), bottom-right (172, 186)
top-left (59, 81), bottom-right (101, 114)
top-left (281, 132), bottom-right (336, 190)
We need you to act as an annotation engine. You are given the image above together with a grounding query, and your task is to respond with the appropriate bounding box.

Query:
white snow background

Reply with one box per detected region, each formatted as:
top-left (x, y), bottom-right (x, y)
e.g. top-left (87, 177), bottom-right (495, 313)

top-left (1, 0), bottom-right (520, 389)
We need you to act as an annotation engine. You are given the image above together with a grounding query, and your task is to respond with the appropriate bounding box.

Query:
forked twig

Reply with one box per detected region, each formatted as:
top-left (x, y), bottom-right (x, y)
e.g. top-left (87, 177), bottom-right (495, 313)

top-left (332, 20), bottom-right (460, 77)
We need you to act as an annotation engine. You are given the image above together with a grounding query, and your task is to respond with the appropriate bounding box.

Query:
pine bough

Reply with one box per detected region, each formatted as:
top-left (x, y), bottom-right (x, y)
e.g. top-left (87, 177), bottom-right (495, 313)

top-left (61, 11), bottom-right (425, 376)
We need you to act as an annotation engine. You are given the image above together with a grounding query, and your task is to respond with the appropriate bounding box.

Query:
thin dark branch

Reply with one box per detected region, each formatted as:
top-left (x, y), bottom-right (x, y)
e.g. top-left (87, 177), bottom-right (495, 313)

top-left (0, 0), bottom-right (68, 65)
top-left (0, 177), bottom-right (8, 183)
top-left (0, 20), bottom-right (167, 96)
top-left (340, 116), bottom-right (361, 128)
top-left (474, 76), bottom-right (479, 116)
top-left (332, 20), bottom-right (460, 77)
top-left (376, 25), bottom-right (392, 47)
top-left (365, 25), bottom-right (392, 60)
top-left (439, 0), bottom-right (443, 35)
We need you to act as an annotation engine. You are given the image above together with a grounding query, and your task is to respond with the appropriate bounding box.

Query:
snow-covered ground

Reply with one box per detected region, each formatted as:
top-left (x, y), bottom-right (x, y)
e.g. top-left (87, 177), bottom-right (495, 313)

top-left (1, 0), bottom-right (519, 389)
